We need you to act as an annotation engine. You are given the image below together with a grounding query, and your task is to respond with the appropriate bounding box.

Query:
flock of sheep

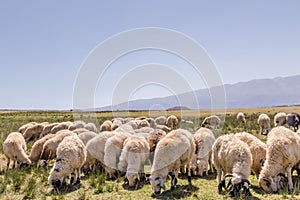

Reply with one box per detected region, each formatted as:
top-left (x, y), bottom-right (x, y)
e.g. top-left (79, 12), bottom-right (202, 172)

top-left (2, 111), bottom-right (300, 197)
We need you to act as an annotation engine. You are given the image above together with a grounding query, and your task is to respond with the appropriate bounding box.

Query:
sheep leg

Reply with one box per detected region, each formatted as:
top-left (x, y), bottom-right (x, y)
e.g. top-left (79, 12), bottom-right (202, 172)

top-left (287, 167), bottom-right (294, 193)
top-left (6, 158), bottom-right (10, 170)
top-left (75, 168), bottom-right (81, 184)
top-left (216, 167), bottom-right (223, 193)
top-left (12, 160), bottom-right (16, 169)
top-left (170, 170), bottom-right (178, 191)
top-left (187, 164), bottom-right (192, 184)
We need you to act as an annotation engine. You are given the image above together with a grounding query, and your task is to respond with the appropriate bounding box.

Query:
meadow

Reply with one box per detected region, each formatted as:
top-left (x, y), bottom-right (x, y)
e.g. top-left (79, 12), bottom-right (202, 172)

top-left (1, 106), bottom-right (300, 200)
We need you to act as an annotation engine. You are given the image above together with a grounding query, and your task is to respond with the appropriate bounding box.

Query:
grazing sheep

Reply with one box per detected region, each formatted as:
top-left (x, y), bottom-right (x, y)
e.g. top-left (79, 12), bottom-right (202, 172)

top-left (134, 127), bottom-right (155, 134)
top-left (212, 134), bottom-right (252, 197)
top-left (111, 119), bottom-right (123, 130)
top-left (166, 115), bottom-right (178, 129)
top-left (154, 116), bottom-right (167, 126)
top-left (156, 125), bottom-right (171, 132)
top-left (235, 132), bottom-right (266, 179)
top-left (103, 131), bottom-right (132, 179)
top-left (39, 123), bottom-right (59, 138)
top-left (72, 128), bottom-right (90, 135)
top-left (29, 134), bottom-right (56, 164)
top-left (193, 127), bottom-right (215, 175)
top-left (150, 129), bottom-right (195, 195)
top-left (48, 135), bottom-right (87, 189)
top-left (274, 112), bottom-right (287, 127)
top-left (123, 118), bottom-right (134, 124)
top-left (74, 120), bottom-right (86, 129)
top-left (18, 122), bottom-right (37, 134)
top-left (236, 112), bottom-right (246, 124)
top-left (201, 115), bottom-right (220, 128)
top-left (78, 131), bottom-right (98, 145)
top-left (39, 130), bottom-right (76, 164)
top-left (100, 120), bottom-right (113, 132)
top-left (126, 120), bottom-right (139, 130)
top-left (118, 136), bottom-right (150, 188)
top-left (286, 112), bottom-right (300, 131)
top-left (180, 119), bottom-right (194, 126)
top-left (23, 124), bottom-right (45, 141)
top-left (51, 122), bottom-right (70, 134)
top-left (3, 132), bottom-right (31, 169)
top-left (190, 154), bottom-right (208, 177)
top-left (136, 119), bottom-right (151, 129)
top-left (258, 126), bottom-right (300, 193)
top-left (84, 122), bottom-right (97, 132)
top-left (257, 113), bottom-right (271, 135)
top-left (146, 117), bottom-right (156, 128)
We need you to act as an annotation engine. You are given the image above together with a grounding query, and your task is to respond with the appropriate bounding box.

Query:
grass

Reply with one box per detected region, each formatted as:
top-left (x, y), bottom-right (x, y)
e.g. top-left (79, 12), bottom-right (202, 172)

top-left (1, 106), bottom-right (300, 199)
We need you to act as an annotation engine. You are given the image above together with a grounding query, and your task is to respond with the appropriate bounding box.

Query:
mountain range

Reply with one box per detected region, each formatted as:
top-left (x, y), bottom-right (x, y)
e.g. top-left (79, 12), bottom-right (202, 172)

top-left (98, 74), bottom-right (300, 111)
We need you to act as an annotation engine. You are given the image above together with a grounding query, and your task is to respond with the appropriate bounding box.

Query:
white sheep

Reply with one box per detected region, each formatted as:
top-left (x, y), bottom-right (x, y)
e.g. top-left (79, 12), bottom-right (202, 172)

top-left (154, 116), bottom-right (167, 126)
top-left (48, 135), bottom-right (86, 189)
top-left (84, 122), bottom-right (97, 132)
top-left (273, 112), bottom-right (287, 127)
top-left (201, 115), bottom-right (221, 128)
top-left (50, 122), bottom-right (70, 134)
top-left (118, 136), bottom-right (150, 188)
top-left (100, 120), bottom-right (113, 132)
top-left (258, 126), bottom-right (300, 193)
top-left (212, 134), bottom-right (252, 197)
top-left (166, 115), bottom-right (178, 129)
top-left (257, 113), bottom-right (271, 135)
top-left (39, 130), bottom-right (76, 164)
top-left (18, 122), bottom-right (37, 134)
top-left (72, 128), bottom-right (90, 135)
top-left (23, 124), bottom-right (45, 141)
top-left (3, 132), bottom-right (31, 169)
top-left (235, 132), bottom-right (266, 179)
top-left (78, 131), bottom-right (98, 145)
top-left (74, 120), bottom-right (86, 129)
top-left (39, 123), bottom-right (59, 138)
top-left (286, 112), bottom-right (300, 131)
top-left (146, 117), bottom-right (156, 128)
top-left (150, 129), bottom-right (195, 195)
top-left (136, 119), bottom-right (151, 129)
top-left (236, 112), bottom-right (246, 124)
top-left (193, 127), bottom-right (215, 176)
top-left (155, 124), bottom-right (171, 132)
top-left (29, 134), bottom-right (56, 164)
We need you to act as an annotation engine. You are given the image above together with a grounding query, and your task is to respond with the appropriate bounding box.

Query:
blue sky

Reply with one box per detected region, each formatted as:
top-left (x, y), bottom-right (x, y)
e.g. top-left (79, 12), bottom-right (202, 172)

top-left (1, 1), bottom-right (300, 109)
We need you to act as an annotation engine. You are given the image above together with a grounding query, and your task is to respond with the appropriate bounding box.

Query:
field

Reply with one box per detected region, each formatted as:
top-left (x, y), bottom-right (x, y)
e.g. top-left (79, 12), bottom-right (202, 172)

top-left (1, 106), bottom-right (300, 200)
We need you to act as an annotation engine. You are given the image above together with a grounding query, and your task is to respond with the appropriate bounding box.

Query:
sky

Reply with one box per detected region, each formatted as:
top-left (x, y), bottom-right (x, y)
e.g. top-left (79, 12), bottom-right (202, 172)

top-left (1, 1), bottom-right (300, 109)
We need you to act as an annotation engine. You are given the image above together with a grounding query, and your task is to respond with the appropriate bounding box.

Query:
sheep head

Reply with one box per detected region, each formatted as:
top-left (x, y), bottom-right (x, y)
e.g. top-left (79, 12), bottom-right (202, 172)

top-left (48, 158), bottom-right (68, 189)
top-left (224, 173), bottom-right (251, 197)
top-left (259, 176), bottom-right (278, 194)
top-left (149, 175), bottom-right (166, 195)
top-left (126, 171), bottom-right (139, 188)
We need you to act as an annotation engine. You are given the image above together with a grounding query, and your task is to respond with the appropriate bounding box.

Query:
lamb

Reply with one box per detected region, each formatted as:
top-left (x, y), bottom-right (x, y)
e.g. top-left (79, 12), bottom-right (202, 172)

top-left (103, 131), bottom-right (132, 179)
top-left (193, 127), bottom-right (215, 176)
top-left (236, 112), bottom-right (246, 124)
top-left (100, 120), bottom-right (113, 132)
top-left (39, 123), bottom-right (59, 138)
top-left (258, 126), bottom-right (300, 193)
top-left (150, 129), bottom-right (195, 194)
top-left (23, 124), bottom-right (45, 141)
top-left (84, 122), bottom-right (97, 132)
top-left (3, 132), bottom-right (31, 169)
top-left (78, 131), bottom-right (98, 145)
top-left (274, 112), bottom-right (287, 127)
top-left (48, 135), bottom-right (87, 189)
top-left (201, 115), bottom-right (220, 128)
top-left (235, 132), bottom-right (266, 179)
top-left (212, 134), bottom-right (252, 197)
top-left (18, 122), bottom-right (37, 134)
top-left (29, 134), bottom-right (56, 164)
top-left (118, 136), bottom-right (150, 188)
top-left (39, 130), bottom-right (76, 164)
top-left (154, 116), bottom-right (167, 126)
top-left (257, 113), bottom-right (271, 135)
top-left (286, 112), bottom-right (300, 131)
top-left (166, 115), bottom-right (178, 129)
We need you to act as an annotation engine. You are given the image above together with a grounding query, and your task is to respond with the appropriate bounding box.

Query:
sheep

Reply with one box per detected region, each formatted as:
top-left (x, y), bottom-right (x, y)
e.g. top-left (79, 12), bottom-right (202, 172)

top-left (258, 126), bottom-right (300, 193)
top-left (18, 122), bottom-right (37, 134)
top-left (74, 120), bottom-right (86, 129)
top-left (111, 119), bottom-right (123, 130)
top-left (50, 122), bottom-right (70, 134)
top-left (190, 154), bottom-right (208, 177)
top-left (39, 123), bottom-right (59, 138)
top-left (39, 130), bottom-right (76, 164)
top-left (100, 120), bottom-right (113, 132)
top-left (156, 124), bottom-right (171, 132)
top-left (103, 132), bottom-right (131, 179)
top-left (257, 113), bottom-right (271, 135)
top-left (235, 132), bottom-right (266, 179)
top-left (150, 129), bottom-right (195, 195)
top-left (212, 134), bottom-right (252, 197)
top-left (146, 117), bottom-right (156, 128)
top-left (48, 135), bottom-right (87, 189)
top-left (166, 115), bottom-right (178, 129)
top-left (274, 112), bottom-right (287, 127)
top-left (201, 115), bottom-right (220, 128)
top-left (84, 122), bottom-right (97, 132)
top-left (123, 118), bottom-right (134, 124)
top-left (193, 127), bottom-right (215, 176)
top-left (154, 116), bottom-right (167, 126)
top-left (78, 131), bottom-right (98, 145)
top-left (23, 124), bottom-right (45, 141)
top-left (118, 136), bottom-right (150, 188)
top-left (72, 128), bottom-right (90, 135)
top-left (134, 127), bottom-right (155, 134)
top-left (29, 134), bottom-right (56, 164)
top-left (126, 120), bottom-right (139, 129)
top-left (236, 112), bottom-right (246, 124)
top-left (136, 119), bottom-right (151, 129)
top-left (3, 132), bottom-right (31, 169)
top-left (115, 124), bottom-right (135, 134)
top-left (286, 112), bottom-right (300, 131)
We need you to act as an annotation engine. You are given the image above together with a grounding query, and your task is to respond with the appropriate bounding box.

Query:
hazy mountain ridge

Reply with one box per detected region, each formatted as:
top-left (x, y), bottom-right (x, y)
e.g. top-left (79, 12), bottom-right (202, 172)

top-left (98, 75), bottom-right (300, 110)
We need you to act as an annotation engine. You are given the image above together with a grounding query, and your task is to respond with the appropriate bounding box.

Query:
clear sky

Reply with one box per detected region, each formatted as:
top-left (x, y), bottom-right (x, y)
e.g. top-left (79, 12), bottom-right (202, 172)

top-left (1, 1), bottom-right (300, 109)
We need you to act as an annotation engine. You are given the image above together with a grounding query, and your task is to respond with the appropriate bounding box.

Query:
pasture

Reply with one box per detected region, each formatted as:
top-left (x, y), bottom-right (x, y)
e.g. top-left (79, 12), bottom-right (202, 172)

top-left (1, 107), bottom-right (300, 200)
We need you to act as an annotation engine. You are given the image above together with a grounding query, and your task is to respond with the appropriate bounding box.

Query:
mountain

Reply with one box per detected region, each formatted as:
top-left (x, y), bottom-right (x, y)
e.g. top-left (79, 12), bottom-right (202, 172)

top-left (98, 74), bottom-right (300, 110)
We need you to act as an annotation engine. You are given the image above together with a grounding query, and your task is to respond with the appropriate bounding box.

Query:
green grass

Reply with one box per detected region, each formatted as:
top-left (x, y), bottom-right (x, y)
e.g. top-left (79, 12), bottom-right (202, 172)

top-left (1, 107), bottom-right (300, 199)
